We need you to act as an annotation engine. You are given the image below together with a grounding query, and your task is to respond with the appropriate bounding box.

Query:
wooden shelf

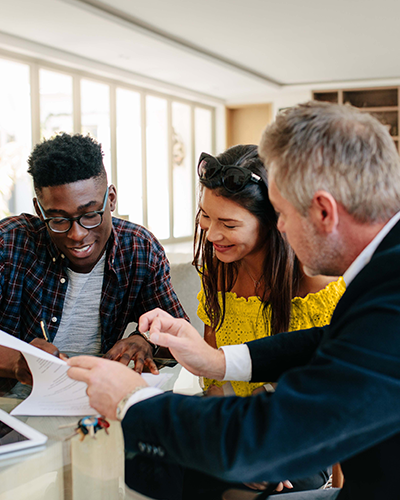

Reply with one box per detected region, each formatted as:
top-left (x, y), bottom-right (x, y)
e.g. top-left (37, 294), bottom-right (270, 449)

top-left (313, 86), bottom-right (400, 152)
top-left (313, 91), bottom-right (338, 104)
top-left (358, 107), bottom-right (399, 112)
top-left (343, 88), bottom-right (397, 108)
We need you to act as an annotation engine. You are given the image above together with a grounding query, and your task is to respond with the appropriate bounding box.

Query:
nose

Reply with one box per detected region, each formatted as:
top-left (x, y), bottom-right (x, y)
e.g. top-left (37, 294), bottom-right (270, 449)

top-left (205, 222), bottom-right (222, 243)
top-left (67, 220), bottom-right (89, 241)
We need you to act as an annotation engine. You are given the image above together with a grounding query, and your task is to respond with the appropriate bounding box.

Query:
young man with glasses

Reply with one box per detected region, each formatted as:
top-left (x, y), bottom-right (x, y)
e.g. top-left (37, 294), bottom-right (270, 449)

top-left (0, 133), bottom-right (188, 385)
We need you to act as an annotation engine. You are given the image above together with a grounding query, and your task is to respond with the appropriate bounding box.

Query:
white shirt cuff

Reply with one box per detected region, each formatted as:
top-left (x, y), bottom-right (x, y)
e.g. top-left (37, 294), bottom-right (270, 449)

top-left (221, 344), bottom-right (252, 382)
top-left (121, 387), bottom-right (164, 420)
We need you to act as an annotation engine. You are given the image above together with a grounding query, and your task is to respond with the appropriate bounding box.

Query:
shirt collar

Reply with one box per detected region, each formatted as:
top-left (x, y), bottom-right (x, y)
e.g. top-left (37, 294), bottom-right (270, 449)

top-left (343, 210), bottom-right (400, 286)
top-left (44, 230), bottom-right (66, 263)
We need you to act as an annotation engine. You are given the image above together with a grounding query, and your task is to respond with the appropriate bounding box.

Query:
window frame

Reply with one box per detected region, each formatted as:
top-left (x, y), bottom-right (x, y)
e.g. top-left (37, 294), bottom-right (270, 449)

top-left (0, 49), bottom-right (216, 245)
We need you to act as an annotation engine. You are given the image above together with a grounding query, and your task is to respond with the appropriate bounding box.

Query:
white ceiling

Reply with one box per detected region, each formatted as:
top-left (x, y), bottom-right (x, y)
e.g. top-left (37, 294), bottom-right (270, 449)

top-left (0, 0), bottom-right (399, 102)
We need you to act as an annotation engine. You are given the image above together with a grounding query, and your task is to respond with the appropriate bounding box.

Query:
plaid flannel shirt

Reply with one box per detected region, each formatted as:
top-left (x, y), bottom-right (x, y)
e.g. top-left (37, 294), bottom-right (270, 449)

top-left (0, 214), bottom-right (188, 353)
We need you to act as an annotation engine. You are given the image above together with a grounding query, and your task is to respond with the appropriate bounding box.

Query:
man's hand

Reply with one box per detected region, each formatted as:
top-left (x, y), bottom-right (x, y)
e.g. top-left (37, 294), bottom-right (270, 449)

top-left (103, 335), bottom-right (159, 374)
top-left (139, 308), bottom-right (226, 380)
top-left (67, 356), bottom-right (148, 419)
top-left (243, 480), bottom-right (293, 492)
top-left (16, 339), bottom-right (61, 385)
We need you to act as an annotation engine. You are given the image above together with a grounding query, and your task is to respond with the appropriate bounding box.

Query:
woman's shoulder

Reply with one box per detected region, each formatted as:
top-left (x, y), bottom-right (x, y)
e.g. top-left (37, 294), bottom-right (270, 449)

top-left (292, 277), bottom-right (346, 310)
top-left (290, 277), bottom-right (346, 329)
top-left (197, 287), bottom-right (262, 307)
top-left (197, 287), bottom-right (264, 324)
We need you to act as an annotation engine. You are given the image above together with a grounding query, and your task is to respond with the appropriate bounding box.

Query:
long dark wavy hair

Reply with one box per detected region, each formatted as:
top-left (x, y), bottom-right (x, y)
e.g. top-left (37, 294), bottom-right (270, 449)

top-left (193, 144), bottom-right (301, 334)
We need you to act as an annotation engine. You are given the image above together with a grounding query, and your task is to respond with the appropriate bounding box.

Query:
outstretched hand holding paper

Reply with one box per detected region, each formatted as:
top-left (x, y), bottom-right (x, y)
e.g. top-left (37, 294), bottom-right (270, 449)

top-left (0, 330), bottom-right (171, 416)
top-left (0, 330), bottom-right (96, 416)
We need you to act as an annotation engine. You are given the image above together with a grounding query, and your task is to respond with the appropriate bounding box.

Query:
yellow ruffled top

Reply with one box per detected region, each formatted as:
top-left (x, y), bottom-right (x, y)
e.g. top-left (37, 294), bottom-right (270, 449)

top-left (197, 277), bottom-right (346, 397)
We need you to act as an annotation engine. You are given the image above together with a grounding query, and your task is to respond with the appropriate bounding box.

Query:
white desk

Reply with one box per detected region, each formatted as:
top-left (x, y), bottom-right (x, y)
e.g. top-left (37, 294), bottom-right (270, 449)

top-left (0, 397), bottom-right (125, 500)
top-left (0, 366), bottom-right (201, 500)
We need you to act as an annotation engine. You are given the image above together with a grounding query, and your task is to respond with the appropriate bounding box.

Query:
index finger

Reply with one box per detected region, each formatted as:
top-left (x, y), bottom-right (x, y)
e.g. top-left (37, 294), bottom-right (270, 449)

top-left (67, 366), bottom-right (91, 384)
top-left (103, 345), bottom-right (123, 361)
top-left (31, 339), bottom-right (61, 358)
top-left (138, 308), bottom-right (173, 333)
top-left (67, 355), bottom-right (103, 369)
top-left (147, 315), bottom-right (188, 338)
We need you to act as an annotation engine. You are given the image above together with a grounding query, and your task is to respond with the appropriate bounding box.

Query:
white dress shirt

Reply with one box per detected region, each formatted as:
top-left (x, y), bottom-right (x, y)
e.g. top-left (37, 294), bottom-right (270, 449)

top-left (222, 210), bottom-right (400, 382)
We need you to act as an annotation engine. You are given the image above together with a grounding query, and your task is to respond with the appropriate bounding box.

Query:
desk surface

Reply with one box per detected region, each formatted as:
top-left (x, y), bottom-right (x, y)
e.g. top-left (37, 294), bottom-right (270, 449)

top-left (0, 396), bottom-right (125, 500)
top-left (0, 365), bottom-right (201, 500)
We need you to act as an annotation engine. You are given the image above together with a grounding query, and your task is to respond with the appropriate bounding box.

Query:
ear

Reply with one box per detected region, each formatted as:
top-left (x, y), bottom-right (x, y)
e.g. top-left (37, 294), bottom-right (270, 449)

top-left (308, 190), bottom-right (339, 234)
top-left (108, 185), bottom-right (117, 212)
top-left (33, 198), bottom-right (43, 220)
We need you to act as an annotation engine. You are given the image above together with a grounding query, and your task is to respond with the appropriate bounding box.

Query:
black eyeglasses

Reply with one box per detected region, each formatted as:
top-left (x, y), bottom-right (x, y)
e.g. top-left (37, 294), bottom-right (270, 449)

top-left (37, 187), bottom-right (109, 233)
top-left (197, 152), bottom-right (261, 193)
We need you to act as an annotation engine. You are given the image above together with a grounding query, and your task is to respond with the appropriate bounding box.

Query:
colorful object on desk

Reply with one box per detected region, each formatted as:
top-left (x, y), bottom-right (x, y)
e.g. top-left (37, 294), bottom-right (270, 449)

top-left (59, 416), bottom-right (110, 441)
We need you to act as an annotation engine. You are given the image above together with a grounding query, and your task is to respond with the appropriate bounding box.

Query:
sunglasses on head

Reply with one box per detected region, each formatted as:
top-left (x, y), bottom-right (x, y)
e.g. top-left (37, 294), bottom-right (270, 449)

top-left (197, 152), bottom-right (262, 193)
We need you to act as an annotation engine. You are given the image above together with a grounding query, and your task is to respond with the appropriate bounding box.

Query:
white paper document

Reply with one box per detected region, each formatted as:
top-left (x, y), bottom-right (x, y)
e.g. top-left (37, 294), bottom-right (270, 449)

top-left (0, 330), bottom-right (171, 416)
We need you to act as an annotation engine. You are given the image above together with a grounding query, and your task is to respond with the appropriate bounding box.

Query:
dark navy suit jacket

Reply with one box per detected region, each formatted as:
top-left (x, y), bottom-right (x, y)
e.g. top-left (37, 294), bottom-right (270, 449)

top-left (123, 220), bottom-right (400, 499)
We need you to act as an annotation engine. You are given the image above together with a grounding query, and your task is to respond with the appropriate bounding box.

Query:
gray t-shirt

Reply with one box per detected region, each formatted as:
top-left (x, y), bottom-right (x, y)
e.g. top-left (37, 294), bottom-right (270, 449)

top-left (53, 253), bottom-right (105, 355)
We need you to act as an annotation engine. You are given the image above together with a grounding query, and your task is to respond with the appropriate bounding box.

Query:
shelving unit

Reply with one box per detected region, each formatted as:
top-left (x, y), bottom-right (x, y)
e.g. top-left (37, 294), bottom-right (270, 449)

top-left (313, 87), bottom-right (400, 152)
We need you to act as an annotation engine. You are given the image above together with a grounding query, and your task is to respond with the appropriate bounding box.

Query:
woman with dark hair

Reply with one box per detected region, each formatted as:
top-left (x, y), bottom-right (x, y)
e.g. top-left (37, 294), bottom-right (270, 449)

top-left (194, 144), bottom-right (345, 398)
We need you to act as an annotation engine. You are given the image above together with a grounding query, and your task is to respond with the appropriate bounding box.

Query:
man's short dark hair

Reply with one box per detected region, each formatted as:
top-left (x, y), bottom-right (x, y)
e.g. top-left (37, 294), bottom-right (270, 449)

top-left (27, 133), bottom-right (106, 190)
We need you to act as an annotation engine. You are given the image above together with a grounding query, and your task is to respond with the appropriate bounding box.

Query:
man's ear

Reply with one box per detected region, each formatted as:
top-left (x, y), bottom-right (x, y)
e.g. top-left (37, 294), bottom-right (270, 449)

top-left (308, 190), bottom-right (339, 234)
top-left (108, 185), bottom-right (117, 212)
top-left (33, 198), bottom-right (42, 220)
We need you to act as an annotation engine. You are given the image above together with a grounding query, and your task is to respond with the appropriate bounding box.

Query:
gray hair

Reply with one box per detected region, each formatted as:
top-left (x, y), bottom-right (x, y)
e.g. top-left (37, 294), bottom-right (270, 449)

top-left (259, 101), bottom-right (400, 223)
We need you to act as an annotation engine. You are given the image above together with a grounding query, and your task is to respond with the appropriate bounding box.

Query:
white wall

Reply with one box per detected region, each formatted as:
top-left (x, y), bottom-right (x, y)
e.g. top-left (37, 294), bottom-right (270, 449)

top-left (269, 89), bottom-right (313, 117)
top-left (226, 77), bottom-right (400, 119)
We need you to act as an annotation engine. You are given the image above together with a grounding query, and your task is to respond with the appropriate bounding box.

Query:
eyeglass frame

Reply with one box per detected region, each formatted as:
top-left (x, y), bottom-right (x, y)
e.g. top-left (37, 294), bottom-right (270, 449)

top-left (197, 152), bottom-right (262, 193)
top-left (36, 187), bottom-right (110, 233)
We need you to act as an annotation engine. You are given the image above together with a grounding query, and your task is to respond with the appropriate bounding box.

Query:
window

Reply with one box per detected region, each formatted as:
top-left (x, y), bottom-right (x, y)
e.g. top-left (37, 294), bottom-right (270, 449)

top-left (0, 53), bottom-right (216, 244)
top-left (116, 88), bottom-right (142, 224)
top-left (40, 69), bottom-right (73, 139)
top-left (146, 95), bottom-right (169, 239)
top-left (172, 101), bottom-right (192, 238)
top-left (81, 79), bottom-right (112, 183)
top-left (0, 58), bottom-right (32, 218)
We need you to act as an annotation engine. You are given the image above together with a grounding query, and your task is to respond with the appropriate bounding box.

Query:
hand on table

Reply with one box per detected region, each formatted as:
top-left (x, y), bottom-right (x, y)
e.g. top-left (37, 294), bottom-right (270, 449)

top-left (103, 335), bottom-right (159, 374)
top-left (139, 308), bottom-right (226, 380)
top-left (67, 356), bottom-right (148, 419)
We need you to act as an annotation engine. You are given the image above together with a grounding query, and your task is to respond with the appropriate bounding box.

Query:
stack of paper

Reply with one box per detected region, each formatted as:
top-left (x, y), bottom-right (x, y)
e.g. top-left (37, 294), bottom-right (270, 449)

top-left (0, 330), bottom-right (171, 416)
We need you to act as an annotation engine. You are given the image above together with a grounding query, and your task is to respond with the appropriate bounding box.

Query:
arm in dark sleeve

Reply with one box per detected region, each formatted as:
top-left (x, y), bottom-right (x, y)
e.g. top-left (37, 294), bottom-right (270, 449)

top-left (121, 288), bottom-right (400, 484)
top-left (248, 326), bottom-right (326, 382)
